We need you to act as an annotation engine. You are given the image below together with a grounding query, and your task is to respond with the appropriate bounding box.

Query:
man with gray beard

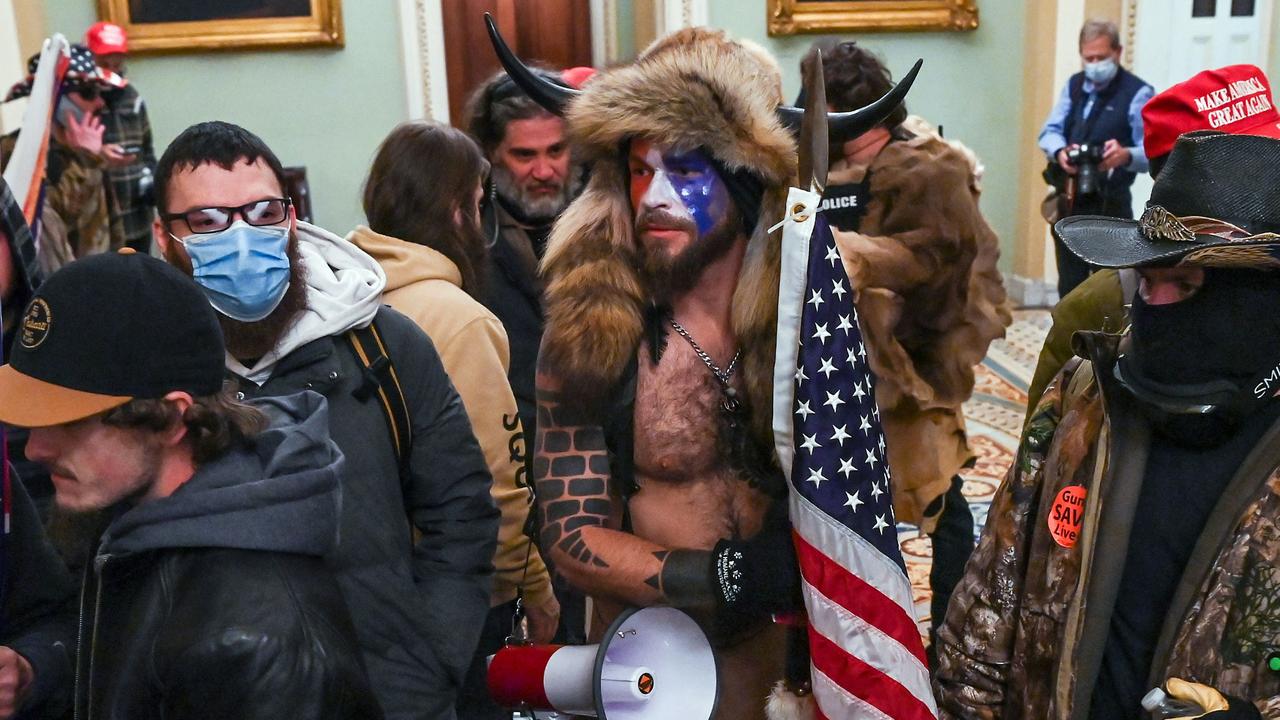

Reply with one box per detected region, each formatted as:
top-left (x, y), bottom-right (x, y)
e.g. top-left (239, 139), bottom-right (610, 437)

top-left (464, 68), bottom-right (585, 450)
top-left (465, 69), bottom-right (588, 647)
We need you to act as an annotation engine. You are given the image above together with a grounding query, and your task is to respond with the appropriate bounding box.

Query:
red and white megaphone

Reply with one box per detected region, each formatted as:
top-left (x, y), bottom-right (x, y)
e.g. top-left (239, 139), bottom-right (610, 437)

top-left (487, 606), bottom-right (718, 719)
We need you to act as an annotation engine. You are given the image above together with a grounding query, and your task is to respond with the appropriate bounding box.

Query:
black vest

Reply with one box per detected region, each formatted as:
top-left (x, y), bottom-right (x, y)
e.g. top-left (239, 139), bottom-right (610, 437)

top-left (1063, 67), bottom-right (1148, 210)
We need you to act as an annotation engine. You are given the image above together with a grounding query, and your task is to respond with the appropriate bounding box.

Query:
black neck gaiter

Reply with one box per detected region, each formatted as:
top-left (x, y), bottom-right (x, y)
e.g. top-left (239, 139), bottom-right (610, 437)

top-left (1120, 269), bottom-right (1280, 446)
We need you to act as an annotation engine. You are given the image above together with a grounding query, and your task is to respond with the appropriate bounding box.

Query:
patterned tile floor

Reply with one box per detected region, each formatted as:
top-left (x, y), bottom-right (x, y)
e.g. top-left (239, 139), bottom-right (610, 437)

top-left (897, 309), bottom-right (1052, 636)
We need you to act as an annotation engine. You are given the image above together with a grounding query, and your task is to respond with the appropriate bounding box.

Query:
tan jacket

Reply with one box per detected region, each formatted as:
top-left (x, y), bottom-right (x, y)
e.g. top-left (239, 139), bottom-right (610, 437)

top-left (936, 332), bottom-right (1280, 719)
top-left (348, 226), bottom-right (553, 609)
top-left (833, 125), bottom-right (1011, 526)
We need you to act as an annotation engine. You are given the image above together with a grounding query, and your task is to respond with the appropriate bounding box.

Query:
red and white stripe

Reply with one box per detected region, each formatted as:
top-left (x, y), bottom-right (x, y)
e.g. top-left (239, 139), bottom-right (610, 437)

top-left (792, 492), bottom-right (937, 719)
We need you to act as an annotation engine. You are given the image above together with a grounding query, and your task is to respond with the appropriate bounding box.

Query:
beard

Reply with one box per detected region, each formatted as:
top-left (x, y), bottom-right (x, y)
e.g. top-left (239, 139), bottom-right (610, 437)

top-left (636, 207), bottom-right (743, 302)
top-left (47, 505), bottom-right (112, 573)
top-left (164, 233), bottom-right (309, 362)
top-left (46, 434), bottom-right (163, 570)
top-left (492, 163), bottom-right (580, 224)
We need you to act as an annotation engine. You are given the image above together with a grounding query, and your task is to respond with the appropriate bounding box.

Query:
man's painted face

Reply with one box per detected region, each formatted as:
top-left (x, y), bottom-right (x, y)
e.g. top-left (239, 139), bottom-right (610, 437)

top-left (629, 138), bottom-right (731, 252)
top-left (628, 138), bottom-right (741, 299)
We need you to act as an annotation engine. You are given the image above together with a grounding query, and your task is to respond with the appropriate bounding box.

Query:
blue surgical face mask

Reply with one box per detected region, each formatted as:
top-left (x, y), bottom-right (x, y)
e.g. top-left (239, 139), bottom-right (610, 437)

top-left (1084, 57), bottom-right (1118, 86)
top-left (173, 220), bottom-right (292, 322)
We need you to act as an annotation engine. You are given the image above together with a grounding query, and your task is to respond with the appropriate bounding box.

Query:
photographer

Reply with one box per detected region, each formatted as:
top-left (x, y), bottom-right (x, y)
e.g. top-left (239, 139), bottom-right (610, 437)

top-left (1039, 18), bottom-right (1153, 297)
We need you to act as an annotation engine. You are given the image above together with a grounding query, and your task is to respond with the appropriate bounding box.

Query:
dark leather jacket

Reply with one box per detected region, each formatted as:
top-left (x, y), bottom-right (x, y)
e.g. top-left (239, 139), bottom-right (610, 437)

top-left (72, 393), bottom-right (382, 720)
top-left (75, 548), bottom-right (381, 720)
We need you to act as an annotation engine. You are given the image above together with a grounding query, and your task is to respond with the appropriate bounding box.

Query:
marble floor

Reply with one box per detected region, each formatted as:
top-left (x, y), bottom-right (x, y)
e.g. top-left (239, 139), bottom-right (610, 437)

top-left (897, 309), bottom-right (1053, 637)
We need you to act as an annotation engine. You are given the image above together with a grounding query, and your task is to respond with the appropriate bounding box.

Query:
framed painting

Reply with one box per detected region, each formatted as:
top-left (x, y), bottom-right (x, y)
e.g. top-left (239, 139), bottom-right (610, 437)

top-left (96, 0), bottom-right (344, 53)
top-left (767, 0), bottom-right (979, 35)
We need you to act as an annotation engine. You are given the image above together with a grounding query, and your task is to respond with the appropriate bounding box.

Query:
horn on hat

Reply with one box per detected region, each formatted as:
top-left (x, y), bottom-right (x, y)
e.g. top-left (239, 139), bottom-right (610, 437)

top-left (484, 12), bottom-right (921, 144)
top-left (775, 59), bottom-right (922, 143)
top-left (485, 13), bottom-right (580, 117)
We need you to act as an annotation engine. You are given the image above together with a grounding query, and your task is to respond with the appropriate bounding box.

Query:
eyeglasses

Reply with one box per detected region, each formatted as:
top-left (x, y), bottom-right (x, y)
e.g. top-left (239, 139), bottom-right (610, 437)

top-left (72, 84), bottom-right (101, 101)
top-left (161, 198), bottom-right (291, 235)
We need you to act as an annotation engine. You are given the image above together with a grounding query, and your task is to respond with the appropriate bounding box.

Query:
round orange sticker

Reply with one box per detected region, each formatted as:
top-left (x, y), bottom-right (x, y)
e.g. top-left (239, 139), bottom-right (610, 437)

top-left (1048, 484), bottom-right (1087, 548)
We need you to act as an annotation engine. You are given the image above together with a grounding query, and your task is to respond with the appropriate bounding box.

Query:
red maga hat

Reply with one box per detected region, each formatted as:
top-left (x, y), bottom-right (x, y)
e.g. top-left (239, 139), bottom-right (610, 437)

top-left (85, 22), bottom-right (128, 56)
top-left (1143, 64), bottom-right (1280, 161)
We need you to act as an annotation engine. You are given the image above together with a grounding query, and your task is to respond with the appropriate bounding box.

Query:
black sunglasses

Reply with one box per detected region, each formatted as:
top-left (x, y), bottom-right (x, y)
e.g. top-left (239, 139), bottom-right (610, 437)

top-left (72, 84), bottom-right (101, 101)
top-left (161, 198), bottom-right (292, 235)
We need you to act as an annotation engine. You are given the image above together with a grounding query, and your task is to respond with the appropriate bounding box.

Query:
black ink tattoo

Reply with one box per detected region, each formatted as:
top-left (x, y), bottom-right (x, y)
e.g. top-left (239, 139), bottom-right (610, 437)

top-left (535, 386), bottom-right (616, 571)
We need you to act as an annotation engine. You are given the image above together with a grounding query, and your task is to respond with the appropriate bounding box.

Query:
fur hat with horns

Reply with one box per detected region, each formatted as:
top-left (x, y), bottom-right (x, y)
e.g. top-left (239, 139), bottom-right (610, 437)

top-left (488, 18), bottom-right (911, 447)
top-left (546, 29), bottom-right (796, 443)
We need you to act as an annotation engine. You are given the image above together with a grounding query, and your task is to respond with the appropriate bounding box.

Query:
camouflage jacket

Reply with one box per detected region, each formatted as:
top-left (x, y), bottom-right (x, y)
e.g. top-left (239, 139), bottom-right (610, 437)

top-left (2, 131), bottom-right (112, 269)
top-left (934, 331), bottom-right (1280, 719)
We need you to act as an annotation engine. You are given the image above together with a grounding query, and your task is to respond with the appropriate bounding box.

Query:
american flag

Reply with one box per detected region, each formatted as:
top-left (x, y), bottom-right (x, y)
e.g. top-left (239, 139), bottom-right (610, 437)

top-left (771, 188), bottom-right (937, 719)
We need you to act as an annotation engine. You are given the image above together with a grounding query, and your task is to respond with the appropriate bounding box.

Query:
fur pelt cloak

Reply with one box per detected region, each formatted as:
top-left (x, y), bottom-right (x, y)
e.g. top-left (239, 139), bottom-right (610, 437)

top-left (539, 28), bottom-right (797, 448)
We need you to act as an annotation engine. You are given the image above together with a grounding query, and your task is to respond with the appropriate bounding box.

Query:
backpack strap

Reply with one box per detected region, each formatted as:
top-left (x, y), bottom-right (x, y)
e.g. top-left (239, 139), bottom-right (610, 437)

top-left (344, 320), bottom-right (412, 477)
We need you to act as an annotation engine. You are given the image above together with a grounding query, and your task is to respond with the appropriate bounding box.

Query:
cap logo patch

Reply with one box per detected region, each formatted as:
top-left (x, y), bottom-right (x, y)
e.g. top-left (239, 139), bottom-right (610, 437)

top-left (20, 299), bottom-right (52, 349)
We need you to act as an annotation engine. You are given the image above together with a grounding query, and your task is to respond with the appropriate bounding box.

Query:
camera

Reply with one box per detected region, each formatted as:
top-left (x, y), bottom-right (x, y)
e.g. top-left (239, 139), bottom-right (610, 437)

top-left (1066, 143), bottom-right (1106, 196)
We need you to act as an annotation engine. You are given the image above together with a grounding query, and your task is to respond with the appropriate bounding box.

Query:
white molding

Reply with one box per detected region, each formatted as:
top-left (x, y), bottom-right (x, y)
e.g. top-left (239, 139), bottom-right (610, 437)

top-left (0, 0), bottom-right (23, 133)
top-left (656, 0), bottom-right (708, 35)
top-left (1053, 0), bottom-right (1085, 93)
top-left (398, 0), bottom-right (450, 123)
top-left (589, 0), bottom-right (613, 66)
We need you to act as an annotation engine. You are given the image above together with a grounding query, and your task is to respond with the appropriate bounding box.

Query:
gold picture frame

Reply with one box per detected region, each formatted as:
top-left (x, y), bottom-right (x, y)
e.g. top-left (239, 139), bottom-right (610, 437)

top-left (96, 0), bottom-right (344, 53)
top-left (768, 0), bottom-right (979, 35)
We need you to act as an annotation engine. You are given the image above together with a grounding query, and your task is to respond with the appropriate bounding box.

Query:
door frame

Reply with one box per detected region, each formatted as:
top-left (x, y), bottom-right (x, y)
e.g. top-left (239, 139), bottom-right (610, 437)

top-left (396, 0), bottom-right (709, 124)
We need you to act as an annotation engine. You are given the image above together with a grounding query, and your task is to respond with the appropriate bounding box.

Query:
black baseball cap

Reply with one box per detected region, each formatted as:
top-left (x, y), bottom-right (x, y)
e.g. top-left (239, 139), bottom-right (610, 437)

top-left (0, 250), bottom-right (225, 428)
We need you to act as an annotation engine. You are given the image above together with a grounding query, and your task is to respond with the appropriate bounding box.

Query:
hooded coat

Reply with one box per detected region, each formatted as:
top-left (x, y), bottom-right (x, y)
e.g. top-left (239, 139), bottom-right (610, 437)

top-left (228, 222), bottom-right (498, 720)
top-left (538, 27), bottom-right (797, 450)
top-left (348, 224), bottom-right (552, 612)
top-left (73, 392), bottom-right (381, 720)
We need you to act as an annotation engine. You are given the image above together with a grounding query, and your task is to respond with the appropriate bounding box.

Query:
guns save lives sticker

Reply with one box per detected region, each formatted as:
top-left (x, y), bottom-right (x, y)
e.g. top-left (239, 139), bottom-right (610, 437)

top-left (1048, 484), bottom-right (1087, 548)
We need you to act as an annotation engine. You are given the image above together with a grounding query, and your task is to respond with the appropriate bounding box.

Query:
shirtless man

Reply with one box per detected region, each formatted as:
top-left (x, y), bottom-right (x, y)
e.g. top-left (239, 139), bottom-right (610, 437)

top-left (490, 23), bottom-right (907, 719)
top-left (536, 131), bottom-right (792, 718)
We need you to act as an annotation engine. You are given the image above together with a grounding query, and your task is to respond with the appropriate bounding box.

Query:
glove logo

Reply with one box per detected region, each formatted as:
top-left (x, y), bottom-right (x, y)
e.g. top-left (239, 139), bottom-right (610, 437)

top-left (1048, 484), bottom-right (1087, 548)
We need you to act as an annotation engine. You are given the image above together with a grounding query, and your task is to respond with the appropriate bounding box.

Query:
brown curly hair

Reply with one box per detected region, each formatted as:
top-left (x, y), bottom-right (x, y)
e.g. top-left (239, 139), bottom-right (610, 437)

top-left (103, 387), bottom-right (267, 465)
top-left (822, 41), bottom-right (907, 129)
top-left (463, 68), bottom-right (565, 155)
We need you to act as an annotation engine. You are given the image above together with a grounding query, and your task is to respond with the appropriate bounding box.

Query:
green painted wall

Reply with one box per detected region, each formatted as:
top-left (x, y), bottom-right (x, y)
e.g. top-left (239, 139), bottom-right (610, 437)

top-left (710, 0), bottom-right (1028, 271)
top-left (38, 0), bottom-right (1027, 264)
top-left (41, 2), bottom-right (407, 236)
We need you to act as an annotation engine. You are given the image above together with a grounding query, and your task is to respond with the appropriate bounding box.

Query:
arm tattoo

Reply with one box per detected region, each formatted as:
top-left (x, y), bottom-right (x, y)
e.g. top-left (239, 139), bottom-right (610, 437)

top-left (644, 550), bottom-right (714, 608)
top-left (534, 387), bottom-right (615, 570)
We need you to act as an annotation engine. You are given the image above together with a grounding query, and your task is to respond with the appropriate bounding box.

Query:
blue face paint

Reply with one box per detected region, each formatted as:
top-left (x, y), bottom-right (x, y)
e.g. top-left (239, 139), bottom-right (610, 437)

top-left (659, 149), bottom-right (730, 238)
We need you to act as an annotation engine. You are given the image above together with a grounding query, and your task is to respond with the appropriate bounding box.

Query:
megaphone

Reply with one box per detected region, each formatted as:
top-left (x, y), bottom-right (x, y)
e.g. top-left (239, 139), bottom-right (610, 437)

top-left (487, 606), bottom-right (718, 719)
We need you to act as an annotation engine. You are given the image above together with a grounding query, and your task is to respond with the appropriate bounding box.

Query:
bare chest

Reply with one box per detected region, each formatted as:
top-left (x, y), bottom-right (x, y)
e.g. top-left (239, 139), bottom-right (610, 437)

top-left (633, 337), bottom-right (735, 480)
top-left (630, 337), bottom-right (769, 547)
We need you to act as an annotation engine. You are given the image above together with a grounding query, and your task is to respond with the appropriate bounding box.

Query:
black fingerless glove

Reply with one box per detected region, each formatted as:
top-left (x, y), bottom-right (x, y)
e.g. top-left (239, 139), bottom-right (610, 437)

top-left (711, 521), bottom-right (801, 618)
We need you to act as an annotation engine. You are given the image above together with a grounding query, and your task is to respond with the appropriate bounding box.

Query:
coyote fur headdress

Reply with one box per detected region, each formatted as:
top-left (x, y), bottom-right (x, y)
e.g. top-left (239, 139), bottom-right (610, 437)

top-left (548, 29), bottom-right (794, 445)
top-left (486, 19), bottom-right (912, 448)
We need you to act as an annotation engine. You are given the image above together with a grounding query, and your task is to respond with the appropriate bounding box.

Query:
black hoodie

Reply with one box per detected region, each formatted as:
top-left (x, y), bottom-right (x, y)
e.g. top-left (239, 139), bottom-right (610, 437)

top-left (72, 392), bottom-right (383, 720)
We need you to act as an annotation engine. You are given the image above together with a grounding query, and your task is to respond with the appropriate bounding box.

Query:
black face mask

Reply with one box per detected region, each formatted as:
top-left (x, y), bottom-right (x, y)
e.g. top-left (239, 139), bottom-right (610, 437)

top-left (1117, 269), bottom-right (1280, 446)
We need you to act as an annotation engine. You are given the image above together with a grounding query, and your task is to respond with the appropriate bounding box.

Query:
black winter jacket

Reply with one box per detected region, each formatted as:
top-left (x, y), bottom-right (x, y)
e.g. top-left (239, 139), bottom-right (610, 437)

top-left (481, 201), bottom-right (546, 445)
top-left (73, 393), bottom-right (381, 720)
top-left (5, 467), bottom-right (76, 720)
top-left (233, 305), bottom-right (498, 720)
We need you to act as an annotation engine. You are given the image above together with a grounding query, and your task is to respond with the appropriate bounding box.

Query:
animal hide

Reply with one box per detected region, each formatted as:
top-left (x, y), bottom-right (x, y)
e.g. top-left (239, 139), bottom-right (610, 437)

top-left (539, 27), bottom-right (797, 447)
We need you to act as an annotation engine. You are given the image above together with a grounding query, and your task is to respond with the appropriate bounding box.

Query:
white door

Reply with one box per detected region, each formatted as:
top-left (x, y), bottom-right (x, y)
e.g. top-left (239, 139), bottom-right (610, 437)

top-left (1129, 0), bottom-right (1274, 212)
